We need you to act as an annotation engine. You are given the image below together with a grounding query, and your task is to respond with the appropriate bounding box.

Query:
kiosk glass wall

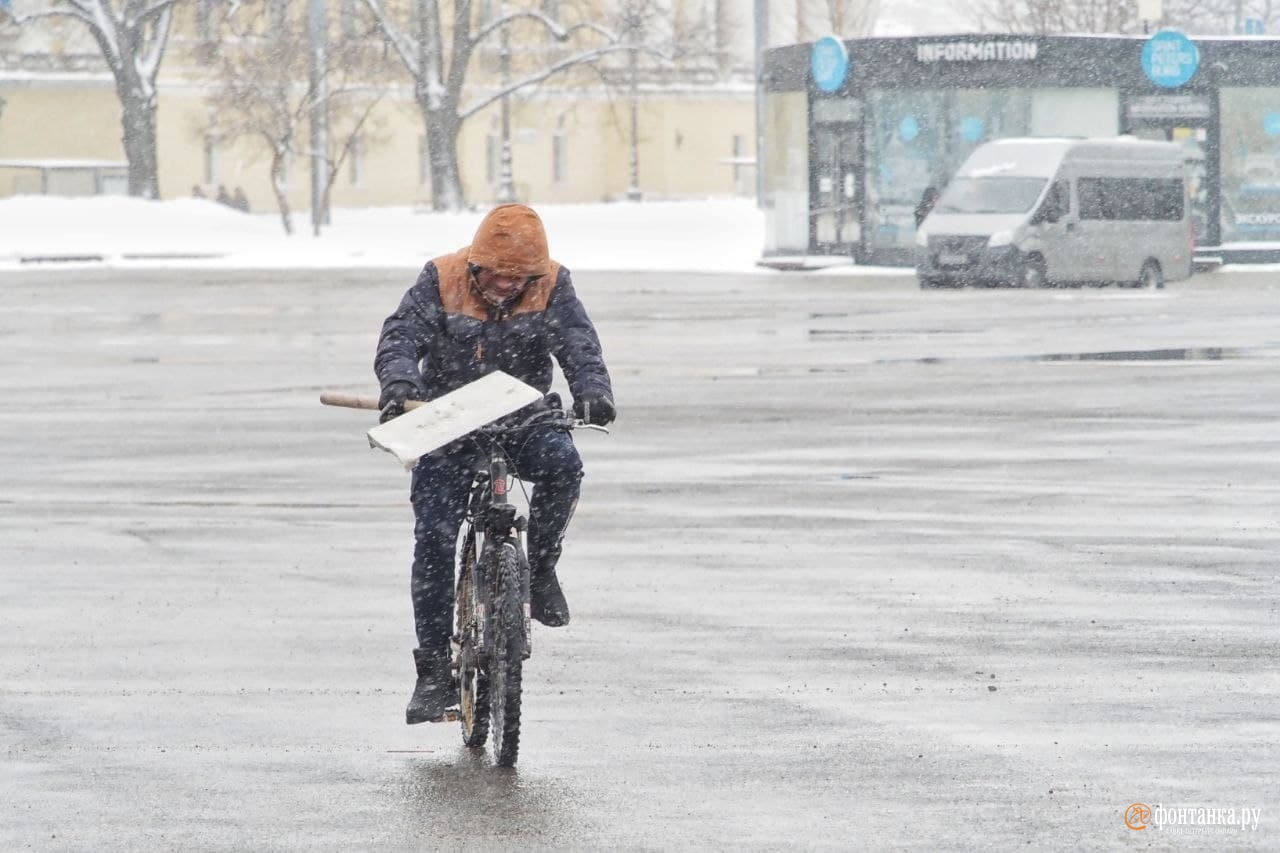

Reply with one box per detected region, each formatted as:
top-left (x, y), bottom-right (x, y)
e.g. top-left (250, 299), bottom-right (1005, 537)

top-left (863, 86), bottom-right (1118, 257)
top-left (763, 91), bottom-right (810, 253)
top-left (865, 88), bottom-right (1032, 254)
top-left (1219, 87), bottom-right (1280, 245)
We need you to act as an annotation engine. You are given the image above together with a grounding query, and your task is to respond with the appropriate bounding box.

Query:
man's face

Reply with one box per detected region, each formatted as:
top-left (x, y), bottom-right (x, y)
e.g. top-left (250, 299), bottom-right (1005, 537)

top-left (473, 267), bottom-right (541, 306)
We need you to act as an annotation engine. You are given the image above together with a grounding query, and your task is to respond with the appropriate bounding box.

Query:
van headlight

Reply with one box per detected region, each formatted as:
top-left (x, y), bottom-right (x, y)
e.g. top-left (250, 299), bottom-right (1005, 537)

top-left (914, 229), bottom-right (929, 247)
top-left (987, 230), bottom-right (1014, 248)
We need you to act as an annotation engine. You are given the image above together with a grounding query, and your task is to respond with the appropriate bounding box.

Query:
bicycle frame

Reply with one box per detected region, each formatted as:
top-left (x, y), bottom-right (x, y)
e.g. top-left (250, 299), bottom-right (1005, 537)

top-left (453, 406), bottom-right (607, 765)
top-left (463, 449), bottom-right (532, 661)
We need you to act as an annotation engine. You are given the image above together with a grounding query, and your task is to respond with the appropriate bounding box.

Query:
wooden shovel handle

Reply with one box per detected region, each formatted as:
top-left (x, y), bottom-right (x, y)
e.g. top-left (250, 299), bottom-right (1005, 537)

top-left (320, 392), bottom-right (425, 411)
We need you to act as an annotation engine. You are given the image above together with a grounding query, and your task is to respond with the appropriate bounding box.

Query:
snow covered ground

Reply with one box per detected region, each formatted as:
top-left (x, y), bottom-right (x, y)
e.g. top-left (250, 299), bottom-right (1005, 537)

top-left (3, 265), bottom-right (1278, 848)
top-left (4, 194), bottom-right (1274, 276)
top-left (0, 195), bottom-right (781, 273)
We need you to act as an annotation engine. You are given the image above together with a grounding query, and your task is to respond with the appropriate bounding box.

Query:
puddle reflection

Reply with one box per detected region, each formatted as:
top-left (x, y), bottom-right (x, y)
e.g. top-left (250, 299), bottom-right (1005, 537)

top-left (1034, 347), bottom-right (1247, 362)
top-left (397, 746), bottom-right (580, 841)
top-left (867, 346), bottom-right (1273, 366)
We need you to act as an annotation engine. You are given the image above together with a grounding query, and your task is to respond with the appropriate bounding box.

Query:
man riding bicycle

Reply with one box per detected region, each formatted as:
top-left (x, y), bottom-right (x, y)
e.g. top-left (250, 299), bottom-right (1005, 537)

top-left (374, 203), bottom-right (615, 724)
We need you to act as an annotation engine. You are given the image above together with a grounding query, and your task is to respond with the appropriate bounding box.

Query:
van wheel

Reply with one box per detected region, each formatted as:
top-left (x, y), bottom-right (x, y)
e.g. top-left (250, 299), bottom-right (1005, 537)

top-left (1020, 255), bottom-right (1046, 289)
top-left (1138, 260), bottom-right (1163, 290)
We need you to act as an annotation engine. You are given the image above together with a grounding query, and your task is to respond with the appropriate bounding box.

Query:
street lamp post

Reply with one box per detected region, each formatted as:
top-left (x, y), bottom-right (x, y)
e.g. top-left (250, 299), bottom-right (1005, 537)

top-left (308, 0), bottom-right (329, 234)
top-left (626, 44), bottom-right (641, 201)
top-left (753, 0), bottom-right (767, 209)
top-left (1137, 0), bottom-right (1164, 33)
top-left (497, 2), bottom-right (516, 204)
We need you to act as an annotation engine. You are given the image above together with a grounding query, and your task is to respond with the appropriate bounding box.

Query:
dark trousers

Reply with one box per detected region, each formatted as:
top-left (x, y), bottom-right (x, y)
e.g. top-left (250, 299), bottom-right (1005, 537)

top-left (408, 427), bottom-right (583, 650)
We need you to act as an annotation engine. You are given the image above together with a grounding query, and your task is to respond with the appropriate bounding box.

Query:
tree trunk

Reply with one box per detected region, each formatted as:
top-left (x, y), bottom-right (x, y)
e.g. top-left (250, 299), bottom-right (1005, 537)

top-left (271, 152), bottom-right (294, 235)
top-left (117, 75), bottom-right (161, 199)
top-left (423, 102), bottom-right (464, 211)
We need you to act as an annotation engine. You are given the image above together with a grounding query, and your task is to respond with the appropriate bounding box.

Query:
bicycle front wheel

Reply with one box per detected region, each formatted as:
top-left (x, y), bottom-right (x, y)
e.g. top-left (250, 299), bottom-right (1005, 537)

top-left (457, 532), bottom-right (489, 748)
top-left (488, 543), bottom-right (525, 768)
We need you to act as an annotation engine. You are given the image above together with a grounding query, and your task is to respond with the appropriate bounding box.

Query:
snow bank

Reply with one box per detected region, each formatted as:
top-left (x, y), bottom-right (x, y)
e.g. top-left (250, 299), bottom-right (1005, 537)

top-left (0, 195), bottom-right (770, 273)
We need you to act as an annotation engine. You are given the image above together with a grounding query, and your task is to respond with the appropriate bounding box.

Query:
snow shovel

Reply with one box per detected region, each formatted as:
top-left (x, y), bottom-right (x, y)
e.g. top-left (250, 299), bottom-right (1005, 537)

top-left (320, 371), bottom-right (544, 470)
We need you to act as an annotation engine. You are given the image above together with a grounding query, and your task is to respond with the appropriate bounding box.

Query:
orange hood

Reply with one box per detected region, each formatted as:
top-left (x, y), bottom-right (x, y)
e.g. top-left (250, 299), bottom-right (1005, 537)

top-left (465, 204), bottom-right (551, 278)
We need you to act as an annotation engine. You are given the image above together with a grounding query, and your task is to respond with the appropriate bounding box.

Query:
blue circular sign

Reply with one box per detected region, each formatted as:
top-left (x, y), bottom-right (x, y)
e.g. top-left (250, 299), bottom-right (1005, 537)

top-left (1265, 113), bottom-right (1280, 137)
top-left (811, 36), bottom-right (850, 93)
top-left (1142, 30), bottom-right (1200, 88)
top-left (959, 116), bottom-right (985, 142)
top-left (899, 116), bottom-right (920, 142)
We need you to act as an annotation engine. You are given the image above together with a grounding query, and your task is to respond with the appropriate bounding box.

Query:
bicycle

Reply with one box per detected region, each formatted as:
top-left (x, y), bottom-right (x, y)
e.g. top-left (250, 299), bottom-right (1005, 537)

top-left (319, 388), bottom-right (606, 766)
top-left (449, 403), bottom-right (607, 767)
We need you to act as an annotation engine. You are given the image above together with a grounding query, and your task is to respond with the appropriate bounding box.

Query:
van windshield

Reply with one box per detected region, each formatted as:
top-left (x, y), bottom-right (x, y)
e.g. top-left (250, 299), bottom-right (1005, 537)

top-left (935, 177), bottom-right (1048, 215)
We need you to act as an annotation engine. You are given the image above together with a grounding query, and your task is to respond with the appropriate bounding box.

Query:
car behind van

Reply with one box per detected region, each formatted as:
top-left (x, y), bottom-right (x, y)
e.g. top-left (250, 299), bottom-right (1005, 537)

top-left (917, 137), bottom-right (1193, 289)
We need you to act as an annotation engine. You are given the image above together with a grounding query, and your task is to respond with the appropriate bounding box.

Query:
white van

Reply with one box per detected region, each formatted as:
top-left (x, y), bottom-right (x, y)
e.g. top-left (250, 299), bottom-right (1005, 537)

top-left (916, 138), bottom-right (1194, 289)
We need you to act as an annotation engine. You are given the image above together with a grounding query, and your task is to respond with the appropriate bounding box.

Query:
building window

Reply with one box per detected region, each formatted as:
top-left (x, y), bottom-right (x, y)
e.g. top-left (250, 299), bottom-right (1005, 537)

top-left (349, 135), bottom-right (363, 186)
top-left (552, 118), bottom-right (568, 184)
top-left (340, 0), bottom-right (358, 38)
top-left (203, 135), bottom-right (220, 185)
top-left (196, 0), bottom-right (214, 44)
top-left (270, 0), bottom-right (288, 33)
top-left (486, 133), bottom-right (500, 186)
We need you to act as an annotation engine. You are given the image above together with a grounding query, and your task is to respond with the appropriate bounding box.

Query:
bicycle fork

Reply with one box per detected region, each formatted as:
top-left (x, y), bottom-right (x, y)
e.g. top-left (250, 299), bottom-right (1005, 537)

top-left (479, 455), bottom-right (533, 660)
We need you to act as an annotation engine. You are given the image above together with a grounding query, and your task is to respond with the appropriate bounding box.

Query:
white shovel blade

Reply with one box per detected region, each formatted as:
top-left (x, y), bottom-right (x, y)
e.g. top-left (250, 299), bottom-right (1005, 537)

top-left (367, 371), bottom-right (544, 469)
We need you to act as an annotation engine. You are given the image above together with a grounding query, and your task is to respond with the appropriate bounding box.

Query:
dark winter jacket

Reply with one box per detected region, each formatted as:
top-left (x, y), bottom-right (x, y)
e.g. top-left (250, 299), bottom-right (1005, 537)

top-left (374, 208), bottom-right (612, 407)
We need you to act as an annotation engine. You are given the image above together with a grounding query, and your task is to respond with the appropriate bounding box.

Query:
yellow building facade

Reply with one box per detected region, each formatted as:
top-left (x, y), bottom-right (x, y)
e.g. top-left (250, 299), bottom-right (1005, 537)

top-left (0, 2), bottom-right (757, 211)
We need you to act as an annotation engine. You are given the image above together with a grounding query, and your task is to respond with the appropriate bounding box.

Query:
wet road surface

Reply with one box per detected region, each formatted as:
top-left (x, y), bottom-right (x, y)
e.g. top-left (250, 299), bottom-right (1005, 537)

top-left (2, 267), bottom-right (1278, 848)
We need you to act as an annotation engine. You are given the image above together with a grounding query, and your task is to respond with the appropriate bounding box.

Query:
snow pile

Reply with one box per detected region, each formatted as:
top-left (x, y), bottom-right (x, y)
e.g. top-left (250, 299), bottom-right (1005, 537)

top-left (0, 195), bottom-right (281, 261)
top-left (0, 195), bottom-right (768, 273)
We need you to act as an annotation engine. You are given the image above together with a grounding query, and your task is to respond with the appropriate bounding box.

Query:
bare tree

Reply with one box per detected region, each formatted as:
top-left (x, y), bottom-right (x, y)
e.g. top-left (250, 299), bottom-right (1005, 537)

top-left (979, 0), bottom-right (1140, 33)
top-left (0, 11), bottom-right (21, 56)
top-left (203, 0), bottom-right (391, 234)
top-left (358, 0), bottom-right (642, 210)
top-left (611, 0), bottom-right (666, 201)
top-left (981, 0), bottom-right (1275, 35)
top-left (1164, 0), bottom-right (1280, 33)
top-left (581, 0), bottom-right (719, 200)
top-left (3, 0), bottom-right (183, 197)
top-left (796, 0), bottom-right (881, 38)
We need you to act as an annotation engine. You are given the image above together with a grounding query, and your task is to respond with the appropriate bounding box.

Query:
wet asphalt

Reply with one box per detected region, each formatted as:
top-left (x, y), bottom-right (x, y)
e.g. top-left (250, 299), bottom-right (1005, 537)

top-left (2, 266), bottom-right (1278, 849)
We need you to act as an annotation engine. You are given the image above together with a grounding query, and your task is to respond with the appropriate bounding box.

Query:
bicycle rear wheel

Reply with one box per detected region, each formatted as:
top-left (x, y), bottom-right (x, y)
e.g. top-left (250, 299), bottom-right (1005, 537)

top-left (489, 543), bottom-right (525, 767)
top-left (457, 533), bottom-right (489, 748)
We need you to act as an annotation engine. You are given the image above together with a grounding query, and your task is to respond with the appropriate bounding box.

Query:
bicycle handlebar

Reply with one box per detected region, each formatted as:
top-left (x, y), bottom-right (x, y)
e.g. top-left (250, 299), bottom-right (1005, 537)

top-left (319, 392), bottom-right (426, 411)
top-left (476, 407), bottom-right (609, 437)
top-left (319, 391), bottom-right (608, 434)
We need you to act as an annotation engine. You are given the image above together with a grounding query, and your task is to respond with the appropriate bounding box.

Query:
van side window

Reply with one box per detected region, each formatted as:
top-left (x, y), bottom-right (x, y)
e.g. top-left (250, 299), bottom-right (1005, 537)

top-left (1129, 178), bottom-right (1185, 221)
top-left (1050, 180), bottom-right (1069, 215)
top-left (1077, 177), bottom-right (1184, 221)
top-left (1078, 178), bottom-right (1107, 220)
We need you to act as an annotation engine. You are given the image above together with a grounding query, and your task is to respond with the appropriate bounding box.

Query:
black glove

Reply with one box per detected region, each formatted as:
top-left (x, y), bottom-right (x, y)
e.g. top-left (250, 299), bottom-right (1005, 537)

top-left (378, 380), bottom-right (419, 424)
top-left (573, 393), bottom-right (616, 426)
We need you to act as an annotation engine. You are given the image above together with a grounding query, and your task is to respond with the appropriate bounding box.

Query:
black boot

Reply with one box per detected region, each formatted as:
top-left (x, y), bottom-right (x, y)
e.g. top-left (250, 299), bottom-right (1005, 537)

top-left (406, 647), bottom-right (452, 724)
top-left (530, 569), bottom-right (571, 627)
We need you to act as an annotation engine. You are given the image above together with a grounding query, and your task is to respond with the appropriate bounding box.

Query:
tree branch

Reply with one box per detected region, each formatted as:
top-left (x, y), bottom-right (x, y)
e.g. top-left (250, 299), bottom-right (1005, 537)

top-left (468, 10), bottom-right (615, 48)
top-left (126, 0), bottom-right (183, 27)
top-left (5, 7), bottom-right (93, 26)
top-left (133, 3), bottom-right (173, 82)
top-left (459, 42), bottom-right (664, 120)
top-left (358, 0), bottom-right (421, 78)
